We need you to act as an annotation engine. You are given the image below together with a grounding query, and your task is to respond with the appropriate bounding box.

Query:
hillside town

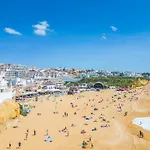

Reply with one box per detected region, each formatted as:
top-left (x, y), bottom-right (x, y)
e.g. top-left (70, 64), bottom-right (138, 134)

top-left (0, 63), bottom-right (149, 103)
top-left (0, 63), bottom-right (149, 81)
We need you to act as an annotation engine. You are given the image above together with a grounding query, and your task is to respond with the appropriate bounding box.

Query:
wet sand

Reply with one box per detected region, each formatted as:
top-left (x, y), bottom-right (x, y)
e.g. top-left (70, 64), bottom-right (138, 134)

top-left (0, 87), bottom-right (150, 150)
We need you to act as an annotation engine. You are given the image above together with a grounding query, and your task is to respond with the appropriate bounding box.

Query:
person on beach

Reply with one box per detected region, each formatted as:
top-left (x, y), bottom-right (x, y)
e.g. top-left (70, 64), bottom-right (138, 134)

top-left (90, 143), bottom-right (94, 148)
top-left (46, 130), bottom-right (48, 136)
top-left (81, 141), bottom-right (87, 148)
top-left (81, 130), bottom-right (86, 134)
top-left (18, 142), bottom-right (21, 149)
top-left (8, 142), bottom-right (11, 149)
top-left (33, 130), bottom-right (36, 136)
top-left (26, 129), bottom-right (29, 134)
top-left (71, 124), bottom-right (76, 127)
top-left (63, 127), bottom-right (67, 131)
top-left (25, 133), bottom-right (28, 140)
top-left (89, 135), bottom-right (92, 141)
top-left (66, 130), bottom-right (69, 137)
top-left (139, 130), bottom-right (144, 138)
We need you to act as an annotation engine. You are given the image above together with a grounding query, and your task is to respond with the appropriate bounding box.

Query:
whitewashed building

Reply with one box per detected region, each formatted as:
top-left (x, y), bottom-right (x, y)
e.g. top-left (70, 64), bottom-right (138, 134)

top-left (0, 73), bottom-right (13, 103)
top-left (43, 84), bottom-right (56, 89)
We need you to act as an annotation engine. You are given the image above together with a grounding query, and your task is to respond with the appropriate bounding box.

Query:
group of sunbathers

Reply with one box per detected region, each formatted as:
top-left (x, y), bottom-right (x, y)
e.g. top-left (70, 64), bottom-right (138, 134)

top-left (59, 127), bottom-right (69, 136)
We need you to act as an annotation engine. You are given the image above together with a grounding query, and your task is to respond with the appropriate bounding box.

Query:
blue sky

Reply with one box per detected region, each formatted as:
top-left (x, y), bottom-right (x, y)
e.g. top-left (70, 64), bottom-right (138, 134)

top-left (0, 0), bottom-right (150, 72)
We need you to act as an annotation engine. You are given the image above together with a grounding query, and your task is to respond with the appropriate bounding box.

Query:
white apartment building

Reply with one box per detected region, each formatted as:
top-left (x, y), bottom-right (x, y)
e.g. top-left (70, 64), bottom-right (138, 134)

top-left (0, 73), bottom-right (13, 103)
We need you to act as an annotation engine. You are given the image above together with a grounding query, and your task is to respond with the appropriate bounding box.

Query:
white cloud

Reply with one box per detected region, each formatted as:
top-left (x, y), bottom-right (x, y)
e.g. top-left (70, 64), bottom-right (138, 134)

top-left (101, 36), bottom-right (107, 40)
top-left (101, 33), bottom-right (107, 40)
top-left (110, 26), bottom-right (118, 32)
top-left (32, 21), bottom-right (54, 36)
top-left (4, 27), bottom-right (22, 35)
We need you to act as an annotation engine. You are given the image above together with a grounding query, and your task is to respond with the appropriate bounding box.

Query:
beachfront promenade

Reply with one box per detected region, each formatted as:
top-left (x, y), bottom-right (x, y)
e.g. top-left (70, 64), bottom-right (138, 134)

top-left (0, 86), bottom-right (150, 150)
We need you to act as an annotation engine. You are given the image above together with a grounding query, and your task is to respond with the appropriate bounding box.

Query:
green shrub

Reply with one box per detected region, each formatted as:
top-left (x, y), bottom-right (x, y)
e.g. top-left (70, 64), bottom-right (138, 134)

top-left (18, 103), bottom-right (27, 116)
top-left (21, 111), bottom-right (27, 116)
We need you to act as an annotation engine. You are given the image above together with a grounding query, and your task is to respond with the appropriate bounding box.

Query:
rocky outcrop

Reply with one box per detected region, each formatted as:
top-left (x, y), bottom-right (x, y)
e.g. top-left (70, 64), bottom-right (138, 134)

top-left (0, 100), bottom-right (20, 124)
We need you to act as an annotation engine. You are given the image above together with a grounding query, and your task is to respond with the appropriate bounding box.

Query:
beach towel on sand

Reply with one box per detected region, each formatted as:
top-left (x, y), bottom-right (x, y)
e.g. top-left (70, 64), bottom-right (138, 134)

top-left (24, 109), bottom-right (31, 113)
top-left (85, 117), bottom-right (92, 120)
top-left (44, 136), bottom-right (52, 142)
